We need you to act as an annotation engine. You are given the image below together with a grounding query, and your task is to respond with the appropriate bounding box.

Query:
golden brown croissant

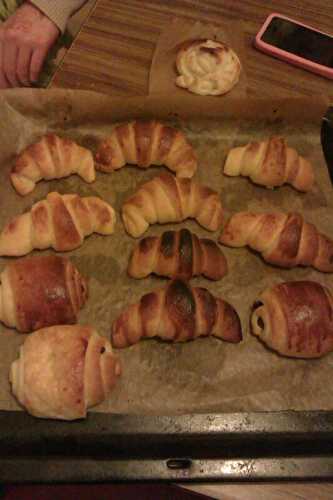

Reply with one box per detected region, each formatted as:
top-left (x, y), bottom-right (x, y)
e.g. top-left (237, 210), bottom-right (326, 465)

top-left (0, 256), bottom-right (88, 332)
top-left (95, 120), bottom-right (197, 178)
top-left (0, 191), bottom-right (116, 256)
top-left (10, 325), bottom-right (121, 420)
top-left (128, 228), bottom-right (227, 280)
top-left (251, 281), bottom-right (333, 358)
top-left (122, 173), bottom-right (223, 238)
top-left (111, 279), bottom-right (242, 348)
top-left (224, 136), bottom-right (314, 192)
top-left (11, 134), bottom-right (95, 196)
top-left (220, 211), bottom-right (333, 272)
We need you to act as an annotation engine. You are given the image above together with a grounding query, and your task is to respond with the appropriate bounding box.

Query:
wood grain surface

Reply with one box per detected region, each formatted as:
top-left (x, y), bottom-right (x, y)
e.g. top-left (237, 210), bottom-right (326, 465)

top-left (51, 0), bottom-right (333, 100)
top-left (51, 1), bottom-right (333, 498)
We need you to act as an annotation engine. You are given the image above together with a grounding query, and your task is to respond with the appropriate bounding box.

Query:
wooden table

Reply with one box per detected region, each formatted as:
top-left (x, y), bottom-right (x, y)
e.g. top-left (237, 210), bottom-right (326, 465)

top-left (51, 0), bottom-right (333, 100)
top-left (51, 1), bottom-right (333, 498)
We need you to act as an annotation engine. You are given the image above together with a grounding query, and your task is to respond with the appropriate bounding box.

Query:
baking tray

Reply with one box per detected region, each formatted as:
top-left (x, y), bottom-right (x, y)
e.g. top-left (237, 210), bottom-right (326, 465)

top-left (0, 98), bottom-right (332, 483)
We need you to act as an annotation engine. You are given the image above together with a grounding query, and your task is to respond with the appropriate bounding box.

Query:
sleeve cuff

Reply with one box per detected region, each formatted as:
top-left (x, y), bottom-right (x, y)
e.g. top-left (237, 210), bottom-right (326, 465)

top-left (29, 0), bottom-right (87, 33)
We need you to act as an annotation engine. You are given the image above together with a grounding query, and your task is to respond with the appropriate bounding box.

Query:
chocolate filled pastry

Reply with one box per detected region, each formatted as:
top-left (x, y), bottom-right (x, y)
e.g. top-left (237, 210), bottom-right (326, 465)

top-left (0, 191), bottom-right (116, 256)
top-left (220, 211), bottom-right (333, 272)
top-left (10, 325), bottom-right (121, 420)
top-left (0, 256), bottom-right (88, 333)
top-left (175, 39), bottom-right (241, 96)
top-left (122, 172), bottom-right (223, 238)
top-left (95, 120), bottom-right (197, 178)
top-left (128, 228), bottom-right (227, 280)
top-left (251, 281), bottom-right (333, 358)
top-left (111, 279), bottom-right (242, 348)
top-left (224, 136), bottom-right (314, 192)
top-left (11, 134), bottom-right (95, 196)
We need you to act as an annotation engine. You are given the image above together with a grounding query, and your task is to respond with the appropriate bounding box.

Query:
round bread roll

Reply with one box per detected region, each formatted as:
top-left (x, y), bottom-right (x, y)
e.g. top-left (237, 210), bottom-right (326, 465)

top-left (175, 39), bottom-right (241, 96)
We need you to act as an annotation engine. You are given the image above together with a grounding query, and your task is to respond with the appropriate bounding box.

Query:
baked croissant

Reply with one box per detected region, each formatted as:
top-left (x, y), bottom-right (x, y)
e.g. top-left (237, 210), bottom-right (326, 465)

top-left (10, 325), bottom-right (121, 420)
top-left (11, 134), bottom-right (95, 196)
top-left (0, 256), bottom-right (88, 333)
top-left (111, 279), bottom-right (242, 348)
top-left (95, 120), bottom-right (197, 178)
top-left (220, 211), bottom-right (333, 272)
top-left (251, 281), bottom-right (333, 358)
top-left (128, 228), bottom-right (227, 280)
top-left (122, 173), bottom-right (223, 238)
top-left (0, 191), bottom-right (116, 256)
top-left (224, 136), bottom-right (314, 192)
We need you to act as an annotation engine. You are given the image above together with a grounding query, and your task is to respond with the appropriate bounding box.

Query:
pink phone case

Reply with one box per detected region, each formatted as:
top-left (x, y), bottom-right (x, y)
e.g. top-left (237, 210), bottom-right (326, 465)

top-left (254, 13), bottom-right (333, 80)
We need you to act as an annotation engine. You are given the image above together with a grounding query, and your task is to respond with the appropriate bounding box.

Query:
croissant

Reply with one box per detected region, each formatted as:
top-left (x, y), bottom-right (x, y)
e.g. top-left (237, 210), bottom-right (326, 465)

top-left (10, 325), bottom-right (121, 420)
top-left (251, 281), bottom-right (333, 358)
top-left (95, 120), bottom-right (197, 178)
top-left (224, 136), bottom-right (314, 192)
top-left (0, 191), bottom-right (116, 256)
top-left (128, 228), bottom-right (227, 280)
top-left (0, 256), bottom-right (88, 333)
top-left (111, 279), bottom-right (242, 348)
top-left (11, 134), bottom-right (95, 196)
top-left (122, 173), bottom-right (223, 238)
top-left (219, 211), bottom-right (333, 272)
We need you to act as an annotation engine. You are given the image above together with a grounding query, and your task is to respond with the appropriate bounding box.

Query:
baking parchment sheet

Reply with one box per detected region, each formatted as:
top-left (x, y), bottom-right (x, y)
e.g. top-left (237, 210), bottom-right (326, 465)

top-left (0, 89), bottom-right (332, 415)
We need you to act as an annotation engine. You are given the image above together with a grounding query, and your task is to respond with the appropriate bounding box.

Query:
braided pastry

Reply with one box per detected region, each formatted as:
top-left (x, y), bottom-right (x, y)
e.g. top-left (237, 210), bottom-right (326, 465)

top-left (10, 325), bottom-right (121, 420)
top-left (122, 173), bottom-right (223, 238)
top-left (111, 279), bottom-right (242, 348)
top-left (128, 228), bottom-right (227, 280)
top-left (11, 134), bottom-right (95, 196)
top-left (220, 211), bottom-right (333, 272)
top-left (0, 256), bottom-right (88, 333)
top-left (224, 136), bottom-right (314, 191)
top-left (95, 120), bottom-right (197, 177)
top-left (251, 281), bottom-right (333, 358)
top-left (0, 191), bottom-right (116, 256)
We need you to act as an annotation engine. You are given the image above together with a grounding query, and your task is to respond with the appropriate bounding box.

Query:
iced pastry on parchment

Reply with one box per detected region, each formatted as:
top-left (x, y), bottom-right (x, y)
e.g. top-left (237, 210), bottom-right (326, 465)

top-left (251, 281), bottom-right (333, 358)
top-left (175, 39), bottom-right (241, 96)
top-left (10, 325), bottom-right (121, 420)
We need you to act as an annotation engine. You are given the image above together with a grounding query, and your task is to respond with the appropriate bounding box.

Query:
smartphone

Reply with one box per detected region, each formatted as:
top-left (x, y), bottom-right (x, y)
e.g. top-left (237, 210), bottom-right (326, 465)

top-left (254, 13), bottom-right (333, 79)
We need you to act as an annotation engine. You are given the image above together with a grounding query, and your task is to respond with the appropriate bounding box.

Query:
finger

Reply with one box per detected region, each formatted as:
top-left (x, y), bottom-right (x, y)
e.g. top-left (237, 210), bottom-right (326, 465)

top-left (3, 40), bottom-right (20, 87)
top-left (30, 47), bottom-right (47, 83)
top-left (16, 46), bottom-right (32, 86)
top-left (0, 41), bottom-right (10, 88)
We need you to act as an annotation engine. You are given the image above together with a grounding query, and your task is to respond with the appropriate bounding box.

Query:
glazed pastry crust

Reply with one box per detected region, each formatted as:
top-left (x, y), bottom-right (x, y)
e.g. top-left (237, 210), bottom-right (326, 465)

top-left (251, 281), bottom-right (333, 358)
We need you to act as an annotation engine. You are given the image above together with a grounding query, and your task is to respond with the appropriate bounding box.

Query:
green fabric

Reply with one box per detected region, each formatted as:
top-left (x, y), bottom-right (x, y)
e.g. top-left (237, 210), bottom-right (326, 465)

top-left (0, 0), bottom-right (74, 87)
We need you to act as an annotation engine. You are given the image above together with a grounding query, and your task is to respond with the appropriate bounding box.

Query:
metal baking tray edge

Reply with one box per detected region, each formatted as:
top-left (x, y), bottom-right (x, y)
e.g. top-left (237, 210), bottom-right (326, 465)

top-left (0, 106), bottom-right (332, 483)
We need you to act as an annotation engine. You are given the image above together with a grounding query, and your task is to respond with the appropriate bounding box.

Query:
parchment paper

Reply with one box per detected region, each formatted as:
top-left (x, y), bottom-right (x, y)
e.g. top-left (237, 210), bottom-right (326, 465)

top-left (149, 17), bottom-right (247, 98)
top-left (0, 89), bottom-right (332, 415)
